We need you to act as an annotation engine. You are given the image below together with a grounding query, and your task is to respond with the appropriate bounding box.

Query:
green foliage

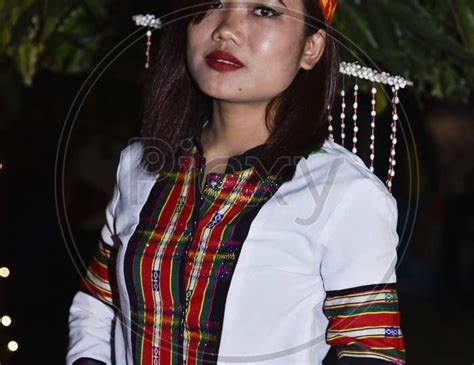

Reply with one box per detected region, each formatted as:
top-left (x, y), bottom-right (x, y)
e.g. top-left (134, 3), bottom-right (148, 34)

top-left (0, 0), bottom-right (473, 102)
top-left (0, 0), bottom-right (112, 85)
top-left (334, 0), bottom-right (474, 102)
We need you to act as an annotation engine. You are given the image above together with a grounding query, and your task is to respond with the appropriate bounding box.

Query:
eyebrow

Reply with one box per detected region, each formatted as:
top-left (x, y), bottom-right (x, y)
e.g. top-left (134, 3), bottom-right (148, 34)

top-left (278, 0), bottom-right (288, 8)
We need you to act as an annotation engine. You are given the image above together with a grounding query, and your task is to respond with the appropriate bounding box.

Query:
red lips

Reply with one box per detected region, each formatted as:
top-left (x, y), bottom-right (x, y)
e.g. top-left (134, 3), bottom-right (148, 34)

top-left (205, 50), bottom-right (244, 72)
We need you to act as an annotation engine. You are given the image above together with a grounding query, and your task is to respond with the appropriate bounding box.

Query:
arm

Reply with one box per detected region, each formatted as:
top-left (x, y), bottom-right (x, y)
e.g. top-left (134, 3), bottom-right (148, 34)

top-left (319, 179), bottom-right (406, 364)
top-left (66, 153), bottom-right (123, 365)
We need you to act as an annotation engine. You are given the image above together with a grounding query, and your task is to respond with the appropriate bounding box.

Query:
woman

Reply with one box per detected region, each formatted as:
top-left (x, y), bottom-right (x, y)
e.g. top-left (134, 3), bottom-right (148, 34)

top-left (67, 0), bottom-right (406, 364)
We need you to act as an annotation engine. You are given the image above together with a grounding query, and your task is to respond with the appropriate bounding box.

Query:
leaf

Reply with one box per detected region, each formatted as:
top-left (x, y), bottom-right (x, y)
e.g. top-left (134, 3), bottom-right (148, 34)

top-left (15, 40), bottom-right (44, 86)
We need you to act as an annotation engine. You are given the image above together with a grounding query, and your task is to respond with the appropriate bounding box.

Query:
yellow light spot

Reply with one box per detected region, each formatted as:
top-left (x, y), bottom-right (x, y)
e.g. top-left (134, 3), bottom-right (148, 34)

top-left (7, 341), bottom-right (19, 352)
top-left (0, 267), bottom-right (10, 278)
top-left (1, 315), bottom-right (12, 326)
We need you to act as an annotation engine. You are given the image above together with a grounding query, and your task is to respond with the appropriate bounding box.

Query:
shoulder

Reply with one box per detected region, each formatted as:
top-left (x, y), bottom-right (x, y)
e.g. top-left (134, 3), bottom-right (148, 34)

top-left (304, 139), bottom-right (390, 194)
top-left (299, 139), bottom-right (398, 219)
top-left (113, 141), bottom-right (159, 220)
top-left (115, 140), bottom-right (158, 192)
top-left (115, 140), bottom-right (149, 181)
top-left (118, 140), bottom-right (145, 171)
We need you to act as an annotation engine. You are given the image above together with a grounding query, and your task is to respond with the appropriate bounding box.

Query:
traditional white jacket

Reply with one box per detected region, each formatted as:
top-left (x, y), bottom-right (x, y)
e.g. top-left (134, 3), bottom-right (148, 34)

top-left (66, 137), bottom-right (406, 365)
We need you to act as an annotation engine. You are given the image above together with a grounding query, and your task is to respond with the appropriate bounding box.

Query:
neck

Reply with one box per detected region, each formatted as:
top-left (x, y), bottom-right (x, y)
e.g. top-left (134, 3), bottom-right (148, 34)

top-left (202, 101), bottom-right (272, 157)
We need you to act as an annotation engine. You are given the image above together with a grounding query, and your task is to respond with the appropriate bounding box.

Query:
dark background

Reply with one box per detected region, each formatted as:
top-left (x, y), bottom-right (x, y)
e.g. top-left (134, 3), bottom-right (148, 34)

top-left (1, 1), bottom-right (473, 364)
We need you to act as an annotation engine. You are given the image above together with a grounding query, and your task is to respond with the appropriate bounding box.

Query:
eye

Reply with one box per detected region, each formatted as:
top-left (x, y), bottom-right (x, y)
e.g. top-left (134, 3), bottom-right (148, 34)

top-left (209, 1), bottom-right (223, 9)
top-left (252, 6), bottom-right (281, 17)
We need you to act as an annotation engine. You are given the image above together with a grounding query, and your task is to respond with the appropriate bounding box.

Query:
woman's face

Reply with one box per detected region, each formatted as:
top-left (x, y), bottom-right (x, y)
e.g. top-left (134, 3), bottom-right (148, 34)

top-left (186, 0), bottom-right (325, 103)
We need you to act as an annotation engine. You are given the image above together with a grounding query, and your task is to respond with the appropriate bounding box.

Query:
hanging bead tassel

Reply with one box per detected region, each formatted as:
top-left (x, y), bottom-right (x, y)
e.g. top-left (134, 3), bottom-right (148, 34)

top-left (132, 14), bottom-right (162, 69)
top-left (340, 89), bottom-right (346, 146)
top-left (145, 29), bottom-right (152, 69)
top-left (386, 86), bottom-right (399, 192)
top-left (352, 80), bottom-right (359, 154)
top-left (327, 104), bottom-right (334, 141)
top-left (369, 85), bottom-right (377, 172)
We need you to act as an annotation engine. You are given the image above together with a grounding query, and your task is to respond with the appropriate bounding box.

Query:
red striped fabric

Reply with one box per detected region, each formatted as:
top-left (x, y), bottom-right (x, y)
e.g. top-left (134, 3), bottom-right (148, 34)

top-left (323, 283), bottom-right (406, 363)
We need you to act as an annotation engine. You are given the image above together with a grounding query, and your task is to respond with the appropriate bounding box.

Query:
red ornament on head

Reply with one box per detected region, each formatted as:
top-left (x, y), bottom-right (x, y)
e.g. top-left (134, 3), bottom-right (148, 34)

top-left (318, 0), bottom-right (337, 24)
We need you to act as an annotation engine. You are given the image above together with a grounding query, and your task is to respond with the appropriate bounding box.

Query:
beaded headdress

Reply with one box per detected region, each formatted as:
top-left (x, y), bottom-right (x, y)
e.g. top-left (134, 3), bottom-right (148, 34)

top-left (132, 1), bottom-right (413, 193)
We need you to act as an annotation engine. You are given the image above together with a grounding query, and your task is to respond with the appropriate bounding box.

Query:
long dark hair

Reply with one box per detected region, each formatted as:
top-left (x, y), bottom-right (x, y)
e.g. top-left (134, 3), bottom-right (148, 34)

top-left (139, 0), bottom-right (340, 183)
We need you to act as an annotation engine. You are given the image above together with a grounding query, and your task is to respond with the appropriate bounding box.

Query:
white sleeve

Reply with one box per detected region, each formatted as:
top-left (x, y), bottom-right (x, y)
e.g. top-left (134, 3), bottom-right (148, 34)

top-left (319, 177), bottom-right (400, 290)
top-left (66, 150), bottom-right (123, 365)
top-left (319, 177), bottom-right (406, 363)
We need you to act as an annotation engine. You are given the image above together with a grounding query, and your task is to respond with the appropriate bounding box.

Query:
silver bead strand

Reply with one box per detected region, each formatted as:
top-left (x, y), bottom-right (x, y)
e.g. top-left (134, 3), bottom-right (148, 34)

top-left (145, 30), bottom-right (152, 68)
top-left (352, 80), bottom-right (359, 154)
top-left (369, 85), bottom-right (377, 172)
top-left (327, 104), bottom-right (334, 142)
top-left (386, 86), bottom-right (400, 192)
top-left (340, 88), bottom-right (346, 146)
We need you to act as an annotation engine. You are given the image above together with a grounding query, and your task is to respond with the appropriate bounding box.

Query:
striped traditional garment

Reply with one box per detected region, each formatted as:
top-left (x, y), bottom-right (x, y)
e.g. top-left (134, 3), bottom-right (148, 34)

top-left (121, 135), bottom-right (281, 364)
top-left (75, 120), bottom-right (406, 365)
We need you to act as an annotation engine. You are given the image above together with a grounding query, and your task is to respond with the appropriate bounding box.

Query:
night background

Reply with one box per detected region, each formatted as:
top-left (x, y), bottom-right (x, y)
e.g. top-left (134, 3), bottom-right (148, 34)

top-left (0, 1), bottom-right (473, 364)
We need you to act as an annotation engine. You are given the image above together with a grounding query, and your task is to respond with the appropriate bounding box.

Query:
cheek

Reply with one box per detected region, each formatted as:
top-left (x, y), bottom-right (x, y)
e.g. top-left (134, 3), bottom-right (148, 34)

top-left (186, 30), bottom-right (206, 81)
top-left (249, 31), bottom-right (302, 90)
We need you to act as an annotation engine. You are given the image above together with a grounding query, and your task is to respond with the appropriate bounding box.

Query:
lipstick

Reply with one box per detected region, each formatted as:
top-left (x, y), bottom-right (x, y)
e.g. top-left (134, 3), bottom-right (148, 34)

top-left (205, 50), bottom-right (244, 72)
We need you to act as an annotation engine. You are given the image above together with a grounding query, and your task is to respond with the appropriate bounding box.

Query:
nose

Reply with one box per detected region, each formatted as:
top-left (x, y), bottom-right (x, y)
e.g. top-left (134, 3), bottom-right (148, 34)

top-left (211, 2), bottom-right (245, 46)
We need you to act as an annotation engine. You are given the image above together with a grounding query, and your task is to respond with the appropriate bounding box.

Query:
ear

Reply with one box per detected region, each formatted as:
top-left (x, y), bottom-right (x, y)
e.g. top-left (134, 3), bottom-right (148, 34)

top-left (300, 29), bottom-right (326, 70)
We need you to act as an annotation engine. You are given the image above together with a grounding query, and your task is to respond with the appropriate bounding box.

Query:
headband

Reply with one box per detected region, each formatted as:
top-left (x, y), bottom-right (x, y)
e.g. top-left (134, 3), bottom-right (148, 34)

top-left (319, 0), bottom-right (337, 24)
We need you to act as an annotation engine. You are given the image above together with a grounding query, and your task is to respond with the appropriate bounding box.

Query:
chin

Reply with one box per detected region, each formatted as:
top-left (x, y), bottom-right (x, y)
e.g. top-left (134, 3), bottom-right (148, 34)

top-left (205, 91), bottom-right (246, 103)
top-left (199, 80), bottom-right (244, 100)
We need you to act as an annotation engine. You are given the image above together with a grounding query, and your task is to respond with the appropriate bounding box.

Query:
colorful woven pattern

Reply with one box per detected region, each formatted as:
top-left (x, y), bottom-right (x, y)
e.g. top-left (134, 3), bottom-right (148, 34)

top-left (323, 283), bottom-right (406, 364)
top-left (123, 144), bottom-right (281, 365)
top-left (319, 0), bottom-right (337, 24)
top-left (79, 240), bottom-right (114, 307)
